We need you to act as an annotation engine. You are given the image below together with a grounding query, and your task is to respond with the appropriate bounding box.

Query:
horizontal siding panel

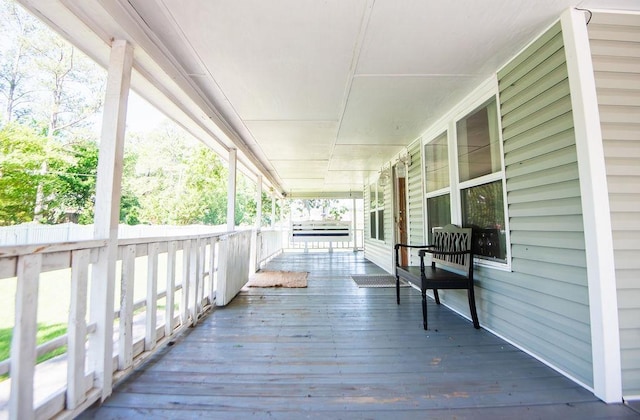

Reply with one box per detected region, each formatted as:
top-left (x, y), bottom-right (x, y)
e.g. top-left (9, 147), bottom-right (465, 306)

top-left (590, 13), bottom-right (640, 27)
top-left (479, 270), bottom-right (590, 326)
top-left (480, 268), bottom-right (589, 307)
top-left (504, 129), bottom-right (574, 165)
top-left (616, 268), bottom-right (640, 288)
top-left (503, 113), bottom-right (573, 153)
top-left (607, 175), bottom-right (640, 194)
top-left (508, 197), bottom-right (583, 218)
top-left (601, 122), bottom-right (640, 140)
top-left (619, 328), bottom-right (640, 348)
top-left (500, 49), bottom-right (567, 106)
top-left (611, 212), bottom-right (640, 230)
top-left (618, 289), bottom-right (640, 309)
top-left (595, 71), bottom-right (640, 90)
top-left (589, 23), bottom-right (640, 42)
top-left (605, 157), bottom-right (640, 177)
top-left (502, 80), bottom-right (571, 128)
top-left (511, 244), bottom-right (587, 268)
top-left (598, 105), bottom-right (640, 124)
top-left (596, 87), bottom-right (640, 106)
top-left (613, 250), bottom-right (640, 270)
top-left (506, 146), bottom-right (577, 178)
top-left (612, 230), bottom-right (640, 250)
top-left (604, 139), bottom-right (640, 158)
top-left (507, 164), bottom-right (579, 192)
top-left (499, 23), bottom-right (563, 83)
top-left (610, 194), bottom-right (640, 212)
top-left (478, 312), bottom-right (592, 387)
top-left (508, 215), bottom-right (585, 232)
top-left (590, 39), bottom-right (640, 58)
top-left (511, 257), bottom-right (587, 285)
top-left (592, 55), bottom-right (640, 74)
top-left (507, 179), bottom-right (581, 204)
top-left (510, 230), bottom-right (585, 250)
top-left (502, 96), bottom-right (573, 140)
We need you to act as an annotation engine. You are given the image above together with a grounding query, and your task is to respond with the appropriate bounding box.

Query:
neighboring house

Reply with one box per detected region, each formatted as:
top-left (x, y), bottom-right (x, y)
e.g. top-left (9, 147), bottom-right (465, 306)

top-left (364, 11), bottom-right (639, 403)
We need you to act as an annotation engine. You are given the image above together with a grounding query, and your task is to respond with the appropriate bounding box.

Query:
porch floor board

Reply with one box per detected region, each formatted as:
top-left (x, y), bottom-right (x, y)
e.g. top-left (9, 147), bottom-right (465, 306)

top-left (81, 252), bottom-right (638, 419)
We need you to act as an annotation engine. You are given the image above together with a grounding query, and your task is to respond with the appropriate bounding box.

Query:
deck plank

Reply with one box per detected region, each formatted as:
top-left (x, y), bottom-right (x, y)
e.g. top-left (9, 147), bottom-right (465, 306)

top-left (80, 252), bottom-right (637, 419)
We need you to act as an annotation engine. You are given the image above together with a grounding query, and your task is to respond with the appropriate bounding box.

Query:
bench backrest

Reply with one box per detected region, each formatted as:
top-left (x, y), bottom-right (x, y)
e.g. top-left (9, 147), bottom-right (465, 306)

top-left (431, 224), bottom-right (473, 274)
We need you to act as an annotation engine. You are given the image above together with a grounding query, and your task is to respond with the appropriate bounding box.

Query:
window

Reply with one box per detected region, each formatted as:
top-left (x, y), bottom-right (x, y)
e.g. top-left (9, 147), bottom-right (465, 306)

top-left (369, 183), bottom-right (384, 241)
top-left (424, 132), bottom-right (451, 243)
top-left (427, 194), bottom-right (450, 244)
top-left (461, 180), bottom-right (506, 263)
top-left (457, 98), bottom-right (506, 263)
top-left (457, 99), bottom-right (501, 182)
top-left (423, 96), bottom-right (508, 266)
top-left (425, 132), bottom-right (449, 193)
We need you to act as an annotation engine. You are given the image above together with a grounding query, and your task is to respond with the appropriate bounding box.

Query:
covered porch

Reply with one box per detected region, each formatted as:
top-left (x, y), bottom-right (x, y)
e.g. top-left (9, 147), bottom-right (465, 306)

top-left (2, 1), bottom-right (640, 418)
top-left (80, 251), bottom-right (636, 419)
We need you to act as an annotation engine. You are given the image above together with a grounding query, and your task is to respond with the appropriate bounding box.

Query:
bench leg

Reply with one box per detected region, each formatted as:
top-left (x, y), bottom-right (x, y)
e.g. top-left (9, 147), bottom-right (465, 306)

top-left (421, 287), bottom-right (428, 330)
top-left (433, 289), bottom-right (440, 305)
top-left (467, 286), bottom-right (480, 329)
top-left (395, 275), bottom-right (400, 305)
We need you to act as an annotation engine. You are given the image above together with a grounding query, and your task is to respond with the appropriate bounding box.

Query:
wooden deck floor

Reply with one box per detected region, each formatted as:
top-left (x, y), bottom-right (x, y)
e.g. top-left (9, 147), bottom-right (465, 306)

top-left (81, 252), bottom-right (638, 419)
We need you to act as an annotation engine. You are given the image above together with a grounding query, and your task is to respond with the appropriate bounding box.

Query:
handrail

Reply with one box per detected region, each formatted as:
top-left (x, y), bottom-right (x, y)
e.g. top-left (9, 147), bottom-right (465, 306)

top-left (0, 228), bottom-right (265, 419)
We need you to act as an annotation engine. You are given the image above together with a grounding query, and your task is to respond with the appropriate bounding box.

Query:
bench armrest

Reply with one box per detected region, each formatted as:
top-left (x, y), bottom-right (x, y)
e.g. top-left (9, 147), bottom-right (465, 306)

top-left (394, 244), bottom-right (435, 267)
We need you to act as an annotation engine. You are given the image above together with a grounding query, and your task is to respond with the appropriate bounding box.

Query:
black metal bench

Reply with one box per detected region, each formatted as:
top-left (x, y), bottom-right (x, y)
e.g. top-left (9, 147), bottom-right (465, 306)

top-left (394, 224), bottom-right (480, 330)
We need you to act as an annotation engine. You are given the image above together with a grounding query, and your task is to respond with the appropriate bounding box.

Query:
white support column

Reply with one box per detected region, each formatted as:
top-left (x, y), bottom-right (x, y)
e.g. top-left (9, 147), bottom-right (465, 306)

top-left (352, 198), bottom-right (357, 252)
top-left (227, 149), bottom-right (237, 232)
top-left (256, 176), bottom-right (263, 229)
top-left (271, 193), bottom-right (276, 227)
top-left (89, 39), bottom-right (132, 402)
top-left (561, 9), bottom-right (622, 403)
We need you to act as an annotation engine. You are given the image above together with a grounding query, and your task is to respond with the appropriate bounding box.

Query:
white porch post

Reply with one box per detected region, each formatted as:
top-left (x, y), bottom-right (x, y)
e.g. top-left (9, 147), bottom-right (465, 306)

top-left (352, 198), bottom-right (357, 252)
top-left (89, 39), bottom-right (133, 402)
top-left (561, 9), bottom-right (622, 403)
top-left (271, 194), bottom-right (276, 227)
top-left (227, 149), bottom-right (237, 232)
top-left (256, 176), bottom-right (263, 228)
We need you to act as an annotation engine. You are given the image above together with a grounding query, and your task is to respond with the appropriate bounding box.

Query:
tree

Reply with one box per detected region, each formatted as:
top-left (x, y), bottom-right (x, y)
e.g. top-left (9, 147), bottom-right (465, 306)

top-left (0, 0), bottom-right (38, 122)
top-left (0, 123), bottom-right (65, 225)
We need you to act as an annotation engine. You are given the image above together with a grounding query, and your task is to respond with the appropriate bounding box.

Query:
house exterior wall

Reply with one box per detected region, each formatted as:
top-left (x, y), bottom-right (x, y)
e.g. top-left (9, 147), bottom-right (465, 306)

top-left (364, 183), bottom-right (394, 273)
top-left (398, 21), bottom-right (594, 389)
top-left (407, 140), bottom-right (425, 265)
top-left (491, 21), bottom-right (593, 388)
top-left (589, 12), bottom-right (640, 398)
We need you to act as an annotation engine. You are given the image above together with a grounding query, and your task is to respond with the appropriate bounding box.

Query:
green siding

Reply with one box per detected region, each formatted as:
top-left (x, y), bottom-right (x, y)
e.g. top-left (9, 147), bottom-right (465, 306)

top-left (364, 182), bottom-right (393, 273)
top-left (406, 141), bottom-right (424, 265)
top-left (492, 21), bottom-right (593, 387)
top-left (589, 12), bottom-right (640, 398)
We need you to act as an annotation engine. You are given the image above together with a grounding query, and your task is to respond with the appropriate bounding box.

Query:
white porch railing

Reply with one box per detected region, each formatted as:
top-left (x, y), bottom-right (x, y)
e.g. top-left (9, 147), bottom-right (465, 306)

top-left (0, 228), bottom-right (264, 419)
top-left (285, 228), bottom-right (364, 252)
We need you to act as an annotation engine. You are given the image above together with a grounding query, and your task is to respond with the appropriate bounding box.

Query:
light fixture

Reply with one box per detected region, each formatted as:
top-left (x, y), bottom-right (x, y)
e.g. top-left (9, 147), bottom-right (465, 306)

top-left (398, 150), bottom-right (412, 167)
top-left (378, 167), bottom-right (391, 186)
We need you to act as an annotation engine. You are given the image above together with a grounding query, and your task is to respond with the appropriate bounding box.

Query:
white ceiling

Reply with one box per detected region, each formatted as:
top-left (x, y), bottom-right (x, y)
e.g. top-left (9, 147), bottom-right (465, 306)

top-left (18, 0), bottom-right (640, 197)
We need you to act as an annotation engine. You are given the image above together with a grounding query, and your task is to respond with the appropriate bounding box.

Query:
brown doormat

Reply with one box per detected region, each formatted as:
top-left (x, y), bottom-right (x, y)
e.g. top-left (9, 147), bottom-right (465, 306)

top-left (247, 271), bottom-right (308, 288)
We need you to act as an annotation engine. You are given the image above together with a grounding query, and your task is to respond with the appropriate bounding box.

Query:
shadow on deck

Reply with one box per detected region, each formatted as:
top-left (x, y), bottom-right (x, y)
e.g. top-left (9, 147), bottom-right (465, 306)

top-left (81, 251), bottom-right (638, 419)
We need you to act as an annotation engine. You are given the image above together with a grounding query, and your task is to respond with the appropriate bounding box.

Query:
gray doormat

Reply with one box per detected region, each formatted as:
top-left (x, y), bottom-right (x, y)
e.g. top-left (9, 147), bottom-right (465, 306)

top-left (350, 274), bottom-right (409, 288)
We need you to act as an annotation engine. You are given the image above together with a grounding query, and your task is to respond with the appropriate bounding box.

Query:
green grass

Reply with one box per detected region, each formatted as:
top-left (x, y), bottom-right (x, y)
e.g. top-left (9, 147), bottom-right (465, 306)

top-left (0, 323), bottom-right (68, 381)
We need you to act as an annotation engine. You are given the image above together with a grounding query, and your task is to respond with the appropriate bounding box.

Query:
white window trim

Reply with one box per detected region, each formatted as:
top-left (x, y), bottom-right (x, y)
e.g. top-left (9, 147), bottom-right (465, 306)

top-left (421, 84), bottom-right (512, 271)
top-left (369, 183), bottom-right (385, 242)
